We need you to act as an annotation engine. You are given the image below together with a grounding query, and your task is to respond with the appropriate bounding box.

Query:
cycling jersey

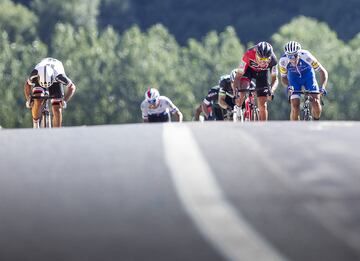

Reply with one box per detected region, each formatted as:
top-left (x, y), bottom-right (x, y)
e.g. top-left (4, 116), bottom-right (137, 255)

top-left (278, 50), bottom-right (320, 94)
top-left (203, 86), bottom-right (221, 106)
top-left (202, 84), bottom-right (235, 121)
top-left (238, 47), bottom-right (278, 96)
top-left (140, 96), bottom-right (179, 122)
top-left (219, 75), bottom-right (235, 98)
top-left (27, 57), bottom-right (72, 89)
top-left (239, 47), bottom-right (278, 73)
top-left (27, 57), bottom-right (73, 99)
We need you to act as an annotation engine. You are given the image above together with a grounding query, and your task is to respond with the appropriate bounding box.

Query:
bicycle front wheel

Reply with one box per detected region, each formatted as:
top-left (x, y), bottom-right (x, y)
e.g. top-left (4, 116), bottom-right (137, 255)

top-left (251, 108), bottom-right (260, 121)
top-left (41, 112), bottom-right (52, 128)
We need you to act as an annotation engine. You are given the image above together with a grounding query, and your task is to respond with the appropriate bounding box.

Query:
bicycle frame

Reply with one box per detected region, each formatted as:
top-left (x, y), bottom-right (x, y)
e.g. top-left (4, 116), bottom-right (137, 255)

top-left (238, 86), bottom-right (265, 121)
top-left (288, 89), bottom-right (323, 121)
top-left (302, 94), bottom-right (313, 121)
top-left (31, 92), bottom-right (55, 128)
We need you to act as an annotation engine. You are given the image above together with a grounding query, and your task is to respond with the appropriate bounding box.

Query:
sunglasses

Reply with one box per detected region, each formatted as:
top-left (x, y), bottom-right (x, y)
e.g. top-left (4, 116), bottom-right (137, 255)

top-left (256, 54), bottom-right (271, 62)
top-left (286, 54), bottom-right (298, 60)
top-left (148, 99), bottom-right (157, 105)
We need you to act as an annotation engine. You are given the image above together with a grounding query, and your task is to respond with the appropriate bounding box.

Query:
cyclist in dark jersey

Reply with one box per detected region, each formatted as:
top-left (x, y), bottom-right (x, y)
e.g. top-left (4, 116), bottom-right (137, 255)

top-left (195, 74), bottom-right (237, 121)
top-left (195, 85), bottom-right (225, 121)
top-left (233, 42), bottom-right (279, 121)
top-left (218, 74), bottom-right (236, 112)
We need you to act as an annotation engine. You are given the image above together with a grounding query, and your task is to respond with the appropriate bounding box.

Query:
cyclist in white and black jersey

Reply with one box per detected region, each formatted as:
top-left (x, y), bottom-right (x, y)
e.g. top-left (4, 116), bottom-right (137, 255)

top-left (24, 57), bottom-right (76, 128)
top-left (140, 88), bottom-right (183, 123)
top-left (218, 72), bottom-right (237, 112)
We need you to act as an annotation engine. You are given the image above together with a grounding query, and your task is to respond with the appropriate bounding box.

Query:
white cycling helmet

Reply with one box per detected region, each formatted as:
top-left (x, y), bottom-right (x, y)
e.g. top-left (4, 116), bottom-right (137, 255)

top-left (38, 65), bottom-right (55, 88)
top-left (284, 41), bottom-right (301, 55)
top-left (145, 88), bottom-right (160, 104)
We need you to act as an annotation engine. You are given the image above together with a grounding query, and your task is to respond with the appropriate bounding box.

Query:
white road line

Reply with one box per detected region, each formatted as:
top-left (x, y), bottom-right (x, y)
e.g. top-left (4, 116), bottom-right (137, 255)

top-left (163, 124), bottom-right (286, 261)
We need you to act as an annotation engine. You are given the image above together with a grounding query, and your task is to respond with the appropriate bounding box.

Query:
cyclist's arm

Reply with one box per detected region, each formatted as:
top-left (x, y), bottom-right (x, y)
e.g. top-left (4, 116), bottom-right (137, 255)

top-left (304, 50), bottom-right (328, 88)
top-left (194, 104), bottom-right (202, 121)
top-left (218, 92), bottom-right (231, 110)
top-left (201, 102), bottom-right (211, 118)
top-left (318, 63), bottom-right (328, 88)
top-left (24, 81), bottom-right (32, 101)
top-left (173, 110), bottom-right (183, 122)
top-left (140, 101), bottom-right (149, 123)
top-left (234, 55), bottom-right (248, 92)
top-left (57, 74), bottom-right (76, 102)
top-left (63, 83), bottom-right (76, 103)
top-left (270, 66), bottom-right (279, 93)
top-left (24, 70), bottom-right (38, 100)
top-left (281, 76), bottom-right (289, 87)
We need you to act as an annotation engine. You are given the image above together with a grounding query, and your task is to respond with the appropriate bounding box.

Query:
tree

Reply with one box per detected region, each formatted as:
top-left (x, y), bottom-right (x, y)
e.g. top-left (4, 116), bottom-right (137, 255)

top-left (0, 0), bottom-right (38, 42)
top-left (31, 0), bottom-right (100, 45)
top-left (180, 26), bottom-right (245, 117)
top-left (0, 31), bottom-right (47, 128)
top-left (51, 23), bottom-right (122, 126)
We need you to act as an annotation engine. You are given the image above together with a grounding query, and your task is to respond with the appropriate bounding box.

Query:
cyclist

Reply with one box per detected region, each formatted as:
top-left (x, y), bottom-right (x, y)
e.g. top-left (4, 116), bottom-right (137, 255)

top-left (141, 88), bottom-right (183, 122)
top-left (194, 85), bottom-right (224, 121)
top-left (24, 57), bottom-right (76, 128)
top-left (233, 42), bottom-right (278, 121)
top-left (279, 41), bottom-right (328, 120)
top-left (194, 72), bottom-right (239, 121)
top-left (218, 73), bottom-right (237, 114)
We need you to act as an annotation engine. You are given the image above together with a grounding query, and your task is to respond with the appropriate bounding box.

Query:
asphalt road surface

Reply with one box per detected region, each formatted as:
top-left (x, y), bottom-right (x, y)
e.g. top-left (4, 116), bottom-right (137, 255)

top-left (0, 121), bottom-right (359, 261)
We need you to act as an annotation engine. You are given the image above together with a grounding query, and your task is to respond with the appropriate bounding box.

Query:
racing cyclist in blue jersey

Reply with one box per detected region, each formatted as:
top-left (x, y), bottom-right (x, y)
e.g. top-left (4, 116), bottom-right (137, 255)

top-left (279, 41), bottom-right (328, 120)
top-left (141, 88), bottom-right (183, 123)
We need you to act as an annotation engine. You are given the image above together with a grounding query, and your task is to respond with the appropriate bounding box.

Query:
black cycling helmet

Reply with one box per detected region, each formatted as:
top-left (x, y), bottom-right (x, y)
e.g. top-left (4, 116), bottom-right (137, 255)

top-left (256, 41), bottom-right (273, 58)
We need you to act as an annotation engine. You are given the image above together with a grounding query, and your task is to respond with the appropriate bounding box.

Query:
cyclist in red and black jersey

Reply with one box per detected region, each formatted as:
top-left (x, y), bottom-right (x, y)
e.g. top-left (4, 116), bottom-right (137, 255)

top-left (233, 42), bottom-right (279, 121)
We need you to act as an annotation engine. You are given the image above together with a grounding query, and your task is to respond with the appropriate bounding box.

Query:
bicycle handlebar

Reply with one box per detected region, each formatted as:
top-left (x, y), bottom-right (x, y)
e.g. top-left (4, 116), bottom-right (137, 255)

top-left (237, 86), bottom-right (270, 93)
top-left (288, 90), bottom-right (324, 105)
top-left (30, 94), bottom-right (59, 100)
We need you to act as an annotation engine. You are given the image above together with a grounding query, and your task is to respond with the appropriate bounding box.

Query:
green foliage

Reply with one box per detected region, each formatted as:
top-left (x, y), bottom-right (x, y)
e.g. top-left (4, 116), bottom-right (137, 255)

top-left (1, 10), bottom-right (360, 127)
top-left (51, 23), bottom-right (121, 125)
top-left (0, 31), bottom-right (47, 128)
top-left (180, 26), bottom-right (245, 116)
top-left (31, 0), bottom-right (100, 44)
top-left (0, 0), bottom-right (38, 42)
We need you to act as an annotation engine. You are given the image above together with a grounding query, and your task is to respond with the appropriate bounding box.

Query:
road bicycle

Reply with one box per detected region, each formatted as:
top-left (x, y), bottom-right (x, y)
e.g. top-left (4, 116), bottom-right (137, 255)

top-left (237, 86), bottom-right (272, 121)
top-left (30, 91), bottom-right (57, 128)
top-left (288, 88), bottom-right (324, 121)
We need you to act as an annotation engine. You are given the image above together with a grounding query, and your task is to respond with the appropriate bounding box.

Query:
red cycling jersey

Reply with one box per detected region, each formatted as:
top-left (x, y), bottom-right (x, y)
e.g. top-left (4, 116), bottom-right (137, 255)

top-left (238, 47), bottom-right (277, 73)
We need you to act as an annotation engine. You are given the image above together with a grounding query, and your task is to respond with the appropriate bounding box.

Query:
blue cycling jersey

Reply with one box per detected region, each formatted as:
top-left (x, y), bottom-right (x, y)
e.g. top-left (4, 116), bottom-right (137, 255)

top-left (279, 50), bottom-right (321, 93)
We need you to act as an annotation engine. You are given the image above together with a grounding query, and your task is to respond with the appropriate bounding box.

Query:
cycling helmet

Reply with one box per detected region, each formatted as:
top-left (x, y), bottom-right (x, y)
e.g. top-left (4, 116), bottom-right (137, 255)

top-left (284, 41), bottom-right (301, 55)
top-left (38, 65), bottom-right (55, 88)
top-left (145, 88), bottom-right (160, 104)
top-left (230, 69), bottom-right (238, 82)
top-left (256, 41), bottom-right (273, 58)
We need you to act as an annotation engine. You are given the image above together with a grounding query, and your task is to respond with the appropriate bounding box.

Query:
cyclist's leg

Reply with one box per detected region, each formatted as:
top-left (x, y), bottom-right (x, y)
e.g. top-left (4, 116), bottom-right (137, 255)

top-left (213, 104), bottom-right (224, 120)
top-left (31, 87), bottom-right (45, 128)
top-left (255, 71), bottom-right (270, 121)
top-left (236, 69), bottom-right (252, 107)
top-left (49, 83), bottom-right (64, 127)
top-left (257, 96), bottom-right (268, 121)
top-left (288, 76), bottom-right (302, 121)
top-left (304, 76), bottom-right (321, 120)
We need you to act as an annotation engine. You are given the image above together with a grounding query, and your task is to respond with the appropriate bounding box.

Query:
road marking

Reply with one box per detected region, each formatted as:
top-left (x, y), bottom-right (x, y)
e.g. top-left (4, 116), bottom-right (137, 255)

top-left (163, 124), bottom-right (286, 261)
